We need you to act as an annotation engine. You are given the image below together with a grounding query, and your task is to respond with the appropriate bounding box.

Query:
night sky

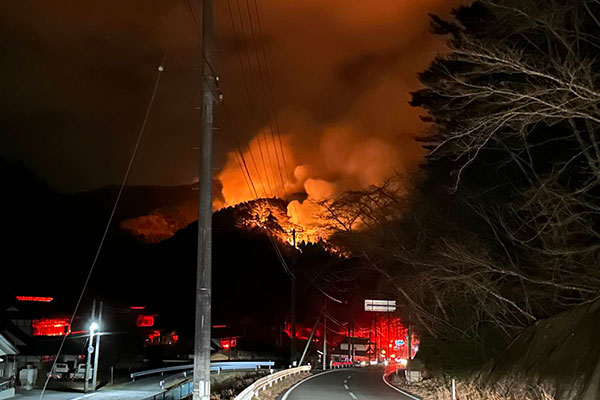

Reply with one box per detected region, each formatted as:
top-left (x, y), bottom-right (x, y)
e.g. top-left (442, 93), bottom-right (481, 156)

top-left (0, 0), bottom-right (462, 196)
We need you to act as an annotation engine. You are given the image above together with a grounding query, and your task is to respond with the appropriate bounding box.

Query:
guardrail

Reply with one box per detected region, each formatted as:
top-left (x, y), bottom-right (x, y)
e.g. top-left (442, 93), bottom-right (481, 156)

top-left (131, 361), bottom-right (275, 380)
top-left (0, 380), bottom-right (14, 390)
top-left (233, 365), bottom-right (311, 400)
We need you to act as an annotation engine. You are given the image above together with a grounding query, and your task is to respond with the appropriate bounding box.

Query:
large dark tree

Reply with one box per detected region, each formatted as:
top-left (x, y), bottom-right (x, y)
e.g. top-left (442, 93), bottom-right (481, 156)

top-left (323, 0), bottom-right (600, 369)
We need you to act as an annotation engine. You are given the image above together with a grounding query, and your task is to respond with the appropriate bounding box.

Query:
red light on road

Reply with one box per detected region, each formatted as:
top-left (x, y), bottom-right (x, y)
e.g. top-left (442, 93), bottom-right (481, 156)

top-left (17, 296), bottom-right (53, 302)
top-left (32, 318), bottom-right (71, 336)
top-left (130, 306), bottom-right (146, 310)
top-left (171, 334), bottom-right (179, 343)
top-left (136, 315), bottom-right (155, 327)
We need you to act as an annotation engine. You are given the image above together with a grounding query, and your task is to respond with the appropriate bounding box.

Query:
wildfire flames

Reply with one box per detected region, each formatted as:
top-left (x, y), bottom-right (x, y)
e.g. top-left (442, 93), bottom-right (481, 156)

top-left (113, 0), bottom-right (458, 245)
top-left (216, 125), bottom-right (404, 242)
top-left (121, 127), bottom-right (405, 245)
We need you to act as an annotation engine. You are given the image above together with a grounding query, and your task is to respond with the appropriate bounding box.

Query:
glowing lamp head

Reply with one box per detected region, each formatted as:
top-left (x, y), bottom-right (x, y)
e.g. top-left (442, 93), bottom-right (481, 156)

top-left (89, 322), bottom-right (99, 333)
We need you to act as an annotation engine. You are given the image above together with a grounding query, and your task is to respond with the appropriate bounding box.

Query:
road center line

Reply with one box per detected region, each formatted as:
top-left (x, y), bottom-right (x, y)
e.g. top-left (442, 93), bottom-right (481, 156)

top-left (281, 368), bottom-right (349, 400)
top-left (349, 392), bottom-right (358, 400)
top-left (344, 384), bottom-right (349, 390)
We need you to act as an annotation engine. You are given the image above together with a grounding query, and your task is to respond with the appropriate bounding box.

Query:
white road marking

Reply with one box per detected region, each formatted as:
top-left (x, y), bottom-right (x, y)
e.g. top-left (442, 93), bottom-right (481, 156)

top-left (347, 375), bottom-right (352, 380)
top-left (344, 384), bottom-right (349, 390)
top-left (72, 393), bottom-right (98, 400)
top-left (349, 392), bottom-right (358, 400)
top-left (281, 369), bottom-right (349, 400)
top-left (382, 372), bottom-right (422, 400)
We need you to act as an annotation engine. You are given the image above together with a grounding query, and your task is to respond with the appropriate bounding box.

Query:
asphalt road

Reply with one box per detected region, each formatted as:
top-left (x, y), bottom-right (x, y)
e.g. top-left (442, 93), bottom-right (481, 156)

top-left (279, 366), bottom-right (419, 400)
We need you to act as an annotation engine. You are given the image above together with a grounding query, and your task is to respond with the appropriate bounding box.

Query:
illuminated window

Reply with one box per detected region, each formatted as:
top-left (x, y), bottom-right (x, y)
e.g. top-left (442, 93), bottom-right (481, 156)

top-left (32, 319), bottom-right (71, 336)
top-left (17, 296), bottom-right (53, 302)
top-left (136, 315), bottom-right (155, 327)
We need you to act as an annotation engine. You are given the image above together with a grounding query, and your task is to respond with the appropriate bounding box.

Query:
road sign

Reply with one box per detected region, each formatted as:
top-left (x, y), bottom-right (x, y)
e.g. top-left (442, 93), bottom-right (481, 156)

top-left (364, 299), bottom-right (396, 312)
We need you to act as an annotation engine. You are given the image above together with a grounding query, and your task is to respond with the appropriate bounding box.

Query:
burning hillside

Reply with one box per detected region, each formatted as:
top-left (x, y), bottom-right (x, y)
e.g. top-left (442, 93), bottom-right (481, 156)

top-left (120, 197), bottom-right (327, 245)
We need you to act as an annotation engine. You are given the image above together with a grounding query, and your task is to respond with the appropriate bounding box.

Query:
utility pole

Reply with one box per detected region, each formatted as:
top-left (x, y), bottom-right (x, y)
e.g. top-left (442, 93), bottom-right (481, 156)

top-left (193, 0), bottom-right (216, 397)
top-left (346, 301), bottom-right (351, 362)
top-left (374, 314), bottom-right (378, 362)
top-left (290, 228), bottom-right (296, 365)
top-left (322, 300), bottom-right (327, 370)
top-left (407, 308), bottom-right (412, 360)
top-left (298, 307), bottom-right (323, 366)
top-left (84, 300), bottom-right (96, 393)
top-left (92, 301), bottom-right (103, 390)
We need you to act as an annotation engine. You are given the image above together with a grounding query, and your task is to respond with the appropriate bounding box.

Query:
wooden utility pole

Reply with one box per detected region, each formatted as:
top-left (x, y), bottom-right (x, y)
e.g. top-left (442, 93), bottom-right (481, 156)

top-left (322, 300), bottom-right (327, 370)
top-left (193, 0), bottom-right (216, 397)
top-left (407, 308), bottom-right (412, 360)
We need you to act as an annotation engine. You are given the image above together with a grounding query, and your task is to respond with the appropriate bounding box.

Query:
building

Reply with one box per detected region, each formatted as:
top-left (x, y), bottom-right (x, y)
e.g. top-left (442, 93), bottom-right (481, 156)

top-left (330, 337), bottom-right (375, 363)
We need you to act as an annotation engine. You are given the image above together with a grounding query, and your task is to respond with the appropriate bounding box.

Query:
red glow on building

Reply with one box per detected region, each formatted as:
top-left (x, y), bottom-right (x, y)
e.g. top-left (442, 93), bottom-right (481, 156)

top-left (283, 323), bottom-right (322, 341)
top-left (220, 338), bottom-right (237, 349)
top-left (17, 296), bottom-right (53, 302)
top-left (130, 306), bottom-right (146, 310)
top-left (32, 318), bottom-right (71, 336)
top-left (136, 315), bottom-right (155, 327)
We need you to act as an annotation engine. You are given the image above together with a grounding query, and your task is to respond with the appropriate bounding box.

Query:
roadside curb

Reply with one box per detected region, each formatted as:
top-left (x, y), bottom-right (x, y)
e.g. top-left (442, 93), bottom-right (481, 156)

top-left (382, 371), bottom-right (423, 400)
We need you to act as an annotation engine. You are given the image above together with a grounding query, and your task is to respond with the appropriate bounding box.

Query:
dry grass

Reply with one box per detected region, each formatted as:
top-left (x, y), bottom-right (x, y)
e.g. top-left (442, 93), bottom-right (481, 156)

top-left (389, 374), bottom-right (555, 400)
top-left (430, 381), bottom-right (555, 400)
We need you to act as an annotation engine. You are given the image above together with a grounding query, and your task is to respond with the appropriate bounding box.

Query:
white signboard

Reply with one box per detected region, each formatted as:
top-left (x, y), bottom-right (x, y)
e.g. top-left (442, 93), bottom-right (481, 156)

top-left (364, 299), bottom-right (396, 312)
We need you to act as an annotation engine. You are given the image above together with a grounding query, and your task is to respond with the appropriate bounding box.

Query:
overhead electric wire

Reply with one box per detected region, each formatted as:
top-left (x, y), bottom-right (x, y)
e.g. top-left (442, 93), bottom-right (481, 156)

top-left (243, 0), bottom-right (286, 198)
top-left (233, 0), bottom-right (278, 199)
top-left (251, 0), bottom-right (292, 188)
top-left (247, 0), bottom-right (303, 224)
top-left (39, 52), bottom-right (167, 400)
top-left (226, 0), bottom-right (274, 199)
top-left (234, 147), bottom-right (259, 199)
top-left (222, 0), bottom-right (345, 313)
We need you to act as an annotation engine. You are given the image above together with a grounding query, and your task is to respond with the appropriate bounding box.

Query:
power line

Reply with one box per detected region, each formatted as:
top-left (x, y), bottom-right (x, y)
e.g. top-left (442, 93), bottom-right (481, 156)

top-left (251, 0), bottom-right (292, 191)
top-left (227, 0), bottom-right (274, 198)
top-left (243, 0), bottom-right (287, 198)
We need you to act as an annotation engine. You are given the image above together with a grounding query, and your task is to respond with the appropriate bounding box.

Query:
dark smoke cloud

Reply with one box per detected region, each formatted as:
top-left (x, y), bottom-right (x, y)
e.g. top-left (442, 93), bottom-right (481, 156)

top-left (0, 0), bottom-right (463, 193)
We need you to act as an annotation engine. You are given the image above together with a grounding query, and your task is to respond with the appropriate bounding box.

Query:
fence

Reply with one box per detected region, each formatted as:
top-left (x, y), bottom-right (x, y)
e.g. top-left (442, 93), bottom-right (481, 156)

top-left (131, 361), bottom-right (275, 381)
